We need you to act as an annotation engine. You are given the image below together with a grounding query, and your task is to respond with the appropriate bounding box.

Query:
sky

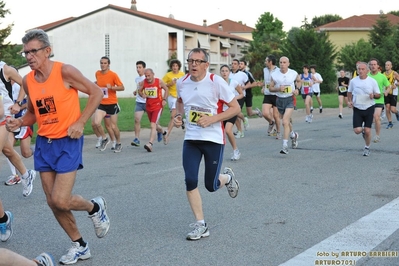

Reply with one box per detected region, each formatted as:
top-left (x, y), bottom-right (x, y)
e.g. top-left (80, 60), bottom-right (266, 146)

top-left (2, 0), bottom-right (399, 44)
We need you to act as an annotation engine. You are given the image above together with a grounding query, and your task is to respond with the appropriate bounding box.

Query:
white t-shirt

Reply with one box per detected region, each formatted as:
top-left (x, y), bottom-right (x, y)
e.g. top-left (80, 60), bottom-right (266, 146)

top-left (263, 66), bottom-right (279, 95)
top-left (223, 78), bottom-right (239, 111)
top-left (348, 76), bottom-right (379, 110)
top-left (271, 68), bottom-right (298, 98)
top-left (177, 72), bottom-right (235, 144)
top-left (135, 75), bottom-right (146, 103)
top-left (312, 72), bottom-right (323, 93)
top-left (229, 71), bottom-right (248, 97)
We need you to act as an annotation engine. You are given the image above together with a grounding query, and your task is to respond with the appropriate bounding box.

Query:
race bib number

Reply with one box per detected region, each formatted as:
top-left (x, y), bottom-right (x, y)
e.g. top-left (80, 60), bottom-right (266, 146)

top-left (188, 110), bottom-right (212, 124)
top-left (283, 86), bottom-right (292, 94)
top-left (303, 81), bottom-right (310, 87)
top-left (101, 88), bottom-right (109, 98)
top-left (145, 87), bottom-right (158, 98)
top-left (266, 83), bottom-right (270, 89)
top-left (339, 86), bottom-right (347, 92)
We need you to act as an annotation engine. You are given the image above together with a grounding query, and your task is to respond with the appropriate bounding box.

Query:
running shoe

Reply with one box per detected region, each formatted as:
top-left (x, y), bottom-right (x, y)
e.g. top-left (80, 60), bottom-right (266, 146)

top-left (5, 174), bottom-right (21, 186)
top-left (310, 107), bottom-right (313, 113)
top-left (34, 252), bottom-right (56, 266)
top-left (186, 222), bottom-right (209, 240)
top-left (276, 132), bottom-right (282, 140)
top-left (144, 143), bottom-right (153, 152)
top-left (308, 114), bottom-right (313, 123)
top-left (234, 131), bottom-right (244, 139)
top-left (363, 147), bottom-right (370, 157)
top-left (291, 132), bottom-right (299, 149)
top-left (223, 167), bottom-right (239, 198)
top-left (280, 145), bottom-right (289, 154)
top-left (88, 196), bottom-right (110, 238)
top-left (267, 121), bottom-right (275, 135)
top-left (243, 117), bottom-right (249, 130)
top-left (22, 170), bottom-right (36, 197)
top-left (231, 149), bottom-right (241, 161)
top-left (110, 142), bottom-right (116, 150)
top-left (157, 132), bottom-right (162, 142)
top-left (305, 115), bottom-right (309, 123)
top-left (114, 143), bottom-right (122, 153)
top-left (255, 107), bottom-right (262, 118)
top-left (338, 114), bottom-right (343, 119)
top-left (319, 108), bottom-right (323, 113)
top-left (396, 112), bottom-right (399, 121)
top-left (386, 122), bottom-right (393, 129)
top-left (0, 211), bottom-right (13, 242)
top-left (59, 242), bottom-right (91, 265)
top-left (373, 135), bottom-right (380, 143)
top-left (99, 137), bottom-right (110, 151)
top-left (131, 138), bottom-right (140, 146)
top-left (95, 138), bottom-right (102, 148)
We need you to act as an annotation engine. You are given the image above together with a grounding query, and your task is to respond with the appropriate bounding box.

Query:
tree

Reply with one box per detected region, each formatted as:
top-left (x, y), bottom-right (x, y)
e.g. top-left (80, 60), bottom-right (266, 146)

top-left (0, 1), bottom-right (12, 47)
top-left (336, 39), bottom-right (373, 73)
top-left (280, 28), bottom-right (337, 93)
top-left (242, 12), bottom-right (286, 80)
top-left (368, 13), bottom-right (393, 48)
top-left (311, 14), bottom-right (342, 28)
top-left (388, 10), bottom-right (399, 17)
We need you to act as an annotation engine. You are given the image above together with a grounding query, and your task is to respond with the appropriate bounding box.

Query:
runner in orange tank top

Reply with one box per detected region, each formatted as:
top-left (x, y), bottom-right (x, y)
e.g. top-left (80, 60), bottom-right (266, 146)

top-left (6, 29), bottom-right (110, 265)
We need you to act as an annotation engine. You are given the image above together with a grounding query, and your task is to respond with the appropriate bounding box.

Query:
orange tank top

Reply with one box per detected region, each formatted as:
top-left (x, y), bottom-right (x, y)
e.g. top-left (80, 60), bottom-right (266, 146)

top-left (27, 62), bottom-right (81, 138)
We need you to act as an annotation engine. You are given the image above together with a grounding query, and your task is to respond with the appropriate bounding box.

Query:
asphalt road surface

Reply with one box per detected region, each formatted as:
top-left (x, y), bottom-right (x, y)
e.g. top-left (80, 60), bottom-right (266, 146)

top-left (1, 107), bottom-right (399, 266)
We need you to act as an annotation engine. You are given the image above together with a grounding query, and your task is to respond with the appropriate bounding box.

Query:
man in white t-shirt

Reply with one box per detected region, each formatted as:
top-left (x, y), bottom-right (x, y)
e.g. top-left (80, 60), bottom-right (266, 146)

top-left (174, 48), bottom-right (240, 241)
top-left (229, 59), bottom-right (248, 138)
top-left (310, 65), bottom-right (323, 113)
top-left (270, 56), bottom-right (299, 154)
top-left (131, 61), bottom-right (146, 147)
top-left (347, 61), bottom-right (380, 156)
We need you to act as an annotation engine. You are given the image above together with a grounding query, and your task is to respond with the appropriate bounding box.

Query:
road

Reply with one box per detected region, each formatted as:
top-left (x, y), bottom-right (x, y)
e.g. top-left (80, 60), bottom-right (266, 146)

top-left (1, 107), bottom-right (399, 266)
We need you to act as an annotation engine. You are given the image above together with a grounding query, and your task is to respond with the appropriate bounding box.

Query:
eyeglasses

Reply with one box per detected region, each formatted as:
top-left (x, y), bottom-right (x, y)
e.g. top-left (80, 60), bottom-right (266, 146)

top-left (187, 59), bottom-right (207, 65)
top-left (21, 46), bottom-right (48, 57)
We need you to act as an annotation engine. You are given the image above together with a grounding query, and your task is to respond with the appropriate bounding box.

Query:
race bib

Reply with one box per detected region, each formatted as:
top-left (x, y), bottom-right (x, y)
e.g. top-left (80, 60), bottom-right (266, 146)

top-left (101, 88), bottom-right (109, 98)
top-left (145, 87), bottom-right (158, 98)
top-left (283, 86), bottom-right (292, 94)
top-left (339, 86), bottom-right (347, 92)
top-left (188, 109), bottom-right (212, 125)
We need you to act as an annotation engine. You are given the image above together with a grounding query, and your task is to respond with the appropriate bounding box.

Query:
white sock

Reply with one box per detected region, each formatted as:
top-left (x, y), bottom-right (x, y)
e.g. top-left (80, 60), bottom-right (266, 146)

top-left (7, 158), bottom-right (17, 176)
top-left (197, 219), bottom-right (205, 225)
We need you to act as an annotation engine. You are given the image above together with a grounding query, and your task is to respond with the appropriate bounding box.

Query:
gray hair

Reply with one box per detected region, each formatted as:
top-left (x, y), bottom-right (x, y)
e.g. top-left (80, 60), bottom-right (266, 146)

top-left (22, 29), bottom-right (51, 47)
top-left (187, 48), bottom-right (209, 62)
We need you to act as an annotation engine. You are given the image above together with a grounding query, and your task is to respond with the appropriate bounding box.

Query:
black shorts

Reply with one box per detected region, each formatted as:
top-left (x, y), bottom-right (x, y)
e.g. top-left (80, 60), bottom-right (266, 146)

top-left (223, 115), bottom-right (238, 126)
top-left (263, 95), bottom-right (277, 107)
top-left (338, 91), bottom-right (348, 97)
top-left (384, 94), bottom-right (397, 106)
top-left (301, 93), bottom-right (313, 100)
top-left (98, 103), bottom-right (121, 115)
top-left (244, 89), bottom-right (253, 107)
top-left (353, 106), bottom-right (375, 128)
top-left (238, 98), bottom-right (245, 109)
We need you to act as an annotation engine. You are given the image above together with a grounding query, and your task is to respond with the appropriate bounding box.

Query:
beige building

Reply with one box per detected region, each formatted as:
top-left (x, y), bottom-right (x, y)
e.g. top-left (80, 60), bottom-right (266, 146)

top-left (316, 14), bottom-right (399, 51)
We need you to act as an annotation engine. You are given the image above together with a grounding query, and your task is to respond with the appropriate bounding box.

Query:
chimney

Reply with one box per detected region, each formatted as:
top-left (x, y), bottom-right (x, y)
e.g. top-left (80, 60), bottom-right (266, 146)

top-left (218, 24), bottom-right (223, 31)
top-left (131, 0), bottom-right (137, 11)
top-left (203, 19), bottom-right (207, 27)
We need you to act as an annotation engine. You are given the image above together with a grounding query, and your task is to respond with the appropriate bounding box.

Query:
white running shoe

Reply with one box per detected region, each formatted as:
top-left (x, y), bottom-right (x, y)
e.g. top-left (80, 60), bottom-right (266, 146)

top-left (243, 117), bottom-right (249, 130)
top-left (88, 196), bottom-right (110, 238)
top-left (231, 149), bottom-right (241, 161)
top-left (291, 132), bottom-right (299, 149)
top-left (34, 252), bottom-right (56, 266)
top-left (59, 242), bottom-right (91, 265)
top-left (95, 138), bottom-right (102, 148)
top-left (22, 170), bottom-right (36, 197)
top-left (0, 211), bottom-right (13, 242)
top-left (234, 131), bottom-right (244, 139)
top-left (223, 167), bottom-right (239, 198)
top-left (280, 145), bottom-right (289, 154)
top-left (186, 222), bottom-right (209, 240)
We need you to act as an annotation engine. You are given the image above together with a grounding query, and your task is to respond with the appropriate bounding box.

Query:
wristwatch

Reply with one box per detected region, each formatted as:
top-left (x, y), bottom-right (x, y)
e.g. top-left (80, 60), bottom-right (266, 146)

top-left (17, 101), bottom-right (23, 106)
